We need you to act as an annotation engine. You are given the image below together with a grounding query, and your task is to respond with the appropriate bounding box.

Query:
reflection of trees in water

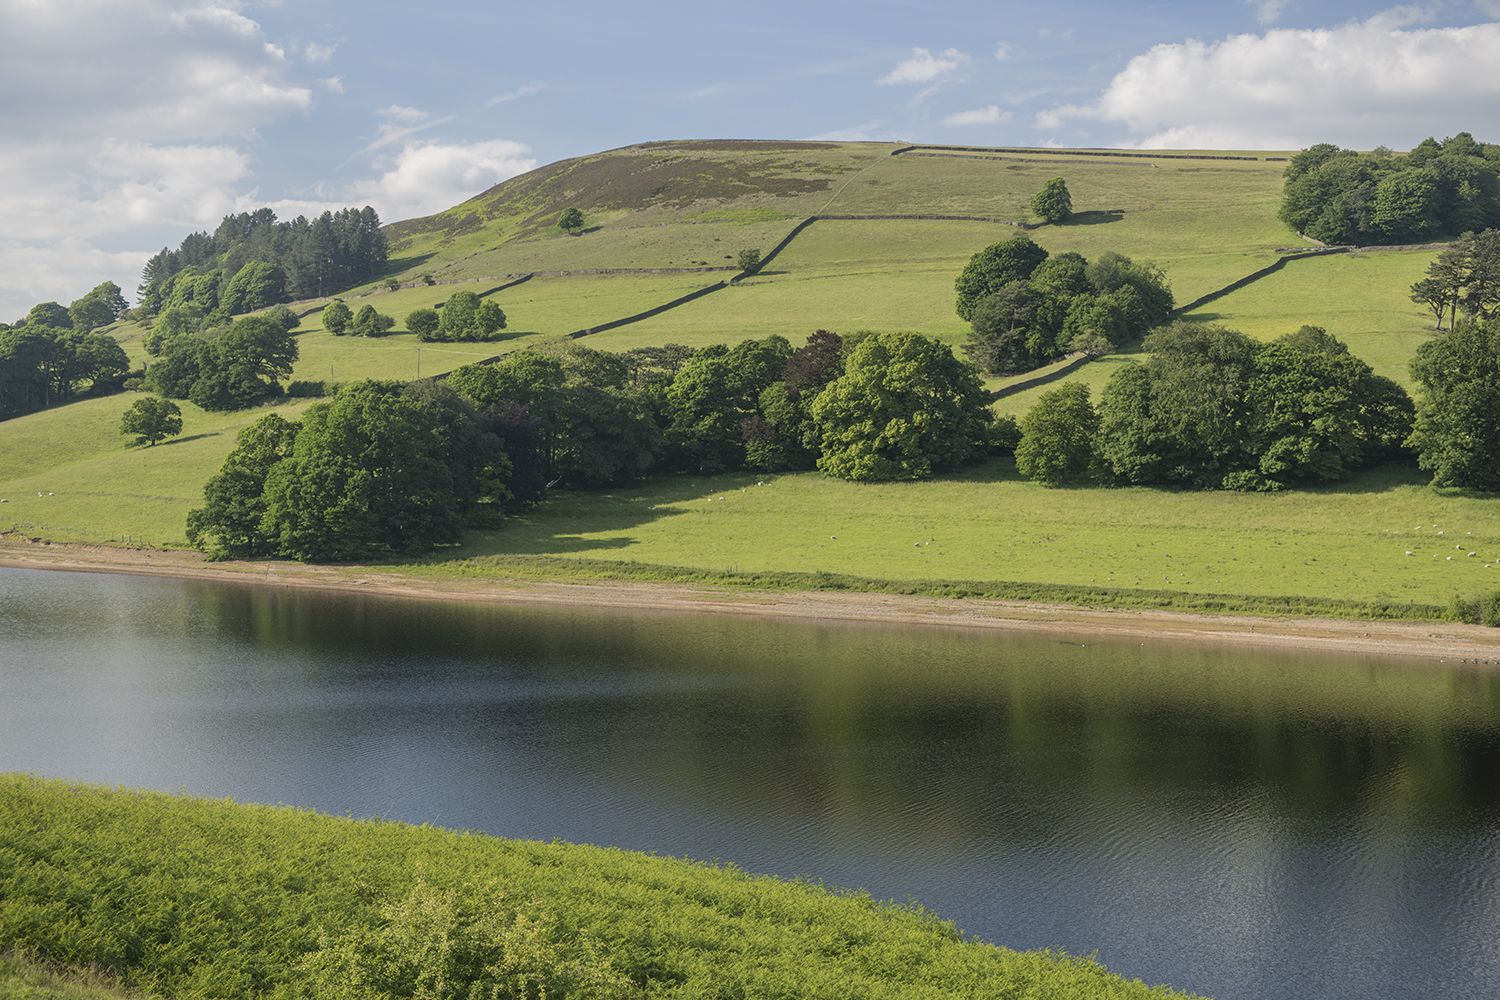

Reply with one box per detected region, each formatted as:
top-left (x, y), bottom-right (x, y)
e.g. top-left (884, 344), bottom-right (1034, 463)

top-left (193, 581), bottom-right (1500, 833)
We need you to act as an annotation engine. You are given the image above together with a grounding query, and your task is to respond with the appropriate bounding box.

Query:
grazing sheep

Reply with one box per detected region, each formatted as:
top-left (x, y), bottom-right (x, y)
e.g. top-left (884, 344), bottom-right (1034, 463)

top-left (1406, 551), bottom-right (1414, 556)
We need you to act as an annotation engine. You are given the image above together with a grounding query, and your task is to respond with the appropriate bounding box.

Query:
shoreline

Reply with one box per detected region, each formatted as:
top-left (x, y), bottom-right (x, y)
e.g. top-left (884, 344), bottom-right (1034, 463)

top-left (4, 537), bottom-right (1500, 664)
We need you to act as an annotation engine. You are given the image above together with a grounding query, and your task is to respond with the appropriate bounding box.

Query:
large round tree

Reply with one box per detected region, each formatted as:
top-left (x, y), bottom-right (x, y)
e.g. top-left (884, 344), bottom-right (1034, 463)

top-left (954, 236), bottom-right (1050, 320)
top-left (811, 332), bottom-right (990, 482)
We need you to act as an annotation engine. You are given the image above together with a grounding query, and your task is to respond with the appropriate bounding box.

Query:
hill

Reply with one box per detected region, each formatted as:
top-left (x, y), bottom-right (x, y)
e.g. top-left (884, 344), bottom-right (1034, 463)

top-left (5, 139), bottom-right (1479, 613)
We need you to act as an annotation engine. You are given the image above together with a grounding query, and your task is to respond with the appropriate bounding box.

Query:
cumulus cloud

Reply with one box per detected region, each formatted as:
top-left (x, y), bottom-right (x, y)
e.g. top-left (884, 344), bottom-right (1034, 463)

top-left (0, 0), bottom-right (328, 314)
top-left (994, 42), bottom-right (1013, 60)
top-left (878, 47), bottom-right (970, 85)
top-left (304, 41), bottom-right (335, 63)
top-left (942, 106), bottom-right (1011, 126)
top-left (351, 139), bottom-right (537, 221)
top-left (1038, 15), bottom-right (1500, 149)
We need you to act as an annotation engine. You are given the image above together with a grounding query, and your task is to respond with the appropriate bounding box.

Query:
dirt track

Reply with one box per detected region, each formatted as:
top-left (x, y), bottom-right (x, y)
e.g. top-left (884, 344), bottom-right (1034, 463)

top-left (4, 535), bottom-right (1499, 665)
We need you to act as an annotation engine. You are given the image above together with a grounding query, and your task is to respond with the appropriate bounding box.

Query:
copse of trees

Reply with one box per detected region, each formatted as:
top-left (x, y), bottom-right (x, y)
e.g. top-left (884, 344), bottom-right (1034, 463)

top-left (1032, 322), bottom-right (1416, 491)
top-left (1279, 133), bottom-right (1500, 245)
top-left (1, 281), bottom-right (132, 420)
top-left (1406, 316), bottom-right (1500, 491)
top-left (144, 314), bottom-right (299, 412)
top-left (1409, 228), bottom-right (1500, 330)
top-left (136, 206), bottom-right (388, 319)
top-left (188, 382), bottom-right (513, 561)
top-left (959, 241), bottom-right (1173, 376)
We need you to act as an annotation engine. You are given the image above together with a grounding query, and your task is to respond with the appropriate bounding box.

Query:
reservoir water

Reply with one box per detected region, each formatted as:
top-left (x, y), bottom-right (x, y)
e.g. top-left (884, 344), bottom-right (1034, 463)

top-left (2, 565), bottom-right (1498, 1000)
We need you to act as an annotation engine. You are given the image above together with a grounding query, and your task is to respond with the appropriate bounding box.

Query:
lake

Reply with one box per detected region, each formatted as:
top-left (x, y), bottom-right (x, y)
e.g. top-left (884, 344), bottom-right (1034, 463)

top-left (2, 565), bottom-right (1498, 999)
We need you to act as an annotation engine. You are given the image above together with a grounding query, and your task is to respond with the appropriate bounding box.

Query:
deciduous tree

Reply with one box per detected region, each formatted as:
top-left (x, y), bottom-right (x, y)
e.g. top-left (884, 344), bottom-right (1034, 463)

top-left (1029, 177), bottom-right (1072, 223)
top-left (1015, 381), bottom-right (1097, 486)
top-left (119, 396), bottom-right (182, 447)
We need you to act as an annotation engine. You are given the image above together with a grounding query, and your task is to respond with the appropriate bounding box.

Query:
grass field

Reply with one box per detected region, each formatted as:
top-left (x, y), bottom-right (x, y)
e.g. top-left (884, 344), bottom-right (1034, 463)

top-left (423, 462), bottom-right (1498, 611)
top-left (1178, 249), bottom-right (1439, 386)
top-left (0, 395), bottom-right (314, 547)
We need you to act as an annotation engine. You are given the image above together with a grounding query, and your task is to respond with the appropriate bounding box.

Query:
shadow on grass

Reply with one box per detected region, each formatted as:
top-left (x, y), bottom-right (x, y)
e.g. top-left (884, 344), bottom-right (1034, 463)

top-left (434, 470), bottom-right (781, 562)
top-left (386, 252), bottom-right (439, 274)
top-left (159, 432), bottom-right (222, 448)
top-left (1061, 210), bottom-right (1125, 227)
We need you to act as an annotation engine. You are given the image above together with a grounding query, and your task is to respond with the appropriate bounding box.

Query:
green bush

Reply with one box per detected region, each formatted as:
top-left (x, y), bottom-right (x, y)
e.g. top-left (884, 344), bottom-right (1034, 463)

top-left (1449, 589), bottom-right (1500, 626)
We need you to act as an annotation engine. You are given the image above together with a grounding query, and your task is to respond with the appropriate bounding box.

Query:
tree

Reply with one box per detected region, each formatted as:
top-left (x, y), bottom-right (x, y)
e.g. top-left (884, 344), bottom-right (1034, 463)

top-left (736, 248), bottom-right (763, 273)
top-left (954, 237), bottom-right (1050, 320)
top-left (1029, 177), bottom-right (1073, 223)
top-left (1407, 318), bottom-right (1500, 491)
top-left (437, 291), bottom-right (506, 341)
top-left (558, 207), bottom-right (585, 234)
top-left (353, 304), bottom-right (395, 337)
top-left (1015, 381), bottom-right (1097, 485)
top-left (260, 382), bottom-right (467, 560)
top-left (811, 332), bottom-right (990, 481)
top-left (405, 308), bottom-right (440, 340)
top-left (119, 396), bottom-right (182, 447)
top-left (219, 262), bottom-right (287, 315)
top-left (1094, 322), bottom-right (1258, 488)
top-left (322, 300), bottom-right (352, 335)
top-left (186, 413), bottom-right (302, 559)
top-left (964, 281), bottom-right (1041, 374)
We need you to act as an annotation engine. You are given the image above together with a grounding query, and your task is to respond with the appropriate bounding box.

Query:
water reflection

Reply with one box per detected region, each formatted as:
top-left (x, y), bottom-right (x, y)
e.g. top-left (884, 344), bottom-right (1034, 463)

top-left (2, 567), bottom-right (1499, 1000)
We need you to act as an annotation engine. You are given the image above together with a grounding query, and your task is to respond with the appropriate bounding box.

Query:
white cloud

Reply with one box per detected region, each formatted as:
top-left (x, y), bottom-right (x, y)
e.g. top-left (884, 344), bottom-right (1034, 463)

top-left (378, 105), bottom-right (430, 122)
top-left (0, 240), bottom-right (154, 323)
top-left (0, 0), bottom-right (323, 317)
top-left (350, 139), bottom-right (538, 221)
top-left (878, 47), bottom-right (970, 85)
top-left (943, 106), bottom-right (1011, 126)
top-left (1247, 0), bottom-right (1292, 25)
top-left (318, 76), bottom-right (344, 93)
top-left (304, 41), bottom-right (335, 63)
top-left (1037, 15), bottom-right (1500, 149)
top-left (484, 83), bottom-right (545, 108)
top-left (808, 121), bottom-right (885, 142)
top-left (994, 42), bottom-right (1013, 60)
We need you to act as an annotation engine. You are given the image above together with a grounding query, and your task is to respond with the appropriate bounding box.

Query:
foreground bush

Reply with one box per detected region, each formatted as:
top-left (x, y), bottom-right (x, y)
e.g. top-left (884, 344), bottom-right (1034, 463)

top-left (0, 776), bottom-right (1202, 1000)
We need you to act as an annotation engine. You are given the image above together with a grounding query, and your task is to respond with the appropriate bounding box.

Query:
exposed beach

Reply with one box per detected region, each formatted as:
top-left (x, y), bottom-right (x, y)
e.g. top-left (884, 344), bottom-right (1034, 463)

top-left (4, 534), bottom-right (1499, 664)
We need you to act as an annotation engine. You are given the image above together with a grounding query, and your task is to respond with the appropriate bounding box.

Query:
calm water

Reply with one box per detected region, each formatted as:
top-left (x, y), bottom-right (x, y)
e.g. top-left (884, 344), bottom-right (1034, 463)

top-left (3, 566), bottom-right (1499, 1000)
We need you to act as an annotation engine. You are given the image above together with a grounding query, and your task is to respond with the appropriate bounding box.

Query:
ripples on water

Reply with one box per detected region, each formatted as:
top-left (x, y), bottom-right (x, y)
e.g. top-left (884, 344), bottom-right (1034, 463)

top-left (2, 567), bottom-right (1499, 1000)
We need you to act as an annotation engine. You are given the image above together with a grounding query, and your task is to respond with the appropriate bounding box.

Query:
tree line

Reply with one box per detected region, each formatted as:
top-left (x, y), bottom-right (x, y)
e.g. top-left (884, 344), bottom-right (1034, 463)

top-left (1009, 317), bottom-right (1500, 497)
top-left (0, 282), bottom-right (132, 420)
top-left (186, 330), bottom-right (1001, 560)
top-left (136, 206), bottom-right (388, 325)
top-left (1279, 132), bottom-right (1500, 245)
top-left (955, 236), bottom-right (1174, 376)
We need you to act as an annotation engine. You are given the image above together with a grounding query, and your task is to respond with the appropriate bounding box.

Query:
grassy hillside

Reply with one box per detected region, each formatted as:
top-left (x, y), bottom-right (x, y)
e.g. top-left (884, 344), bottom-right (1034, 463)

top-left (1, 138), bottom-right (1472, 614)
top-left (0, 775), bottom-right (1200, 1000)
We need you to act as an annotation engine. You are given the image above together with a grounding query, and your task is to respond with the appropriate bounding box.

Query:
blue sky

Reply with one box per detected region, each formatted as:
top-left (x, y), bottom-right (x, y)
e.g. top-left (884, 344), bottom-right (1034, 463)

top-left (4, 0), bottom-right (1500, 320)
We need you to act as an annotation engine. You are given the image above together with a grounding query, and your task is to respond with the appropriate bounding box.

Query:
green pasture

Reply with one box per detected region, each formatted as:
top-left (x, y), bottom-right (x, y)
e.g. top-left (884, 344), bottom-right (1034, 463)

top-left (0, 395), bottom-right (314, 547)
top-left (1179, 249), bottom-right (1441, 386)
top-left (426, 461), bottom-right (1498, 611)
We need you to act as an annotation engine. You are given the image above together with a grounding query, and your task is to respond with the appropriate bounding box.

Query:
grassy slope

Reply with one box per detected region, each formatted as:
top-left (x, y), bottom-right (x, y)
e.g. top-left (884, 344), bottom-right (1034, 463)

top-left (417, 463), bottom-right (1497, 611)
top-left (0, 776), bottom-right (1199, 1000)
top-left (1, 139), bottom-right (1473, 609)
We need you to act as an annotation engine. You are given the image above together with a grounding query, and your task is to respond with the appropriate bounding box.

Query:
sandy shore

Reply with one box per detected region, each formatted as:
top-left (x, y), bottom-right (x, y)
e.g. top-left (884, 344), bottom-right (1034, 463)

top-left (4, 535), bottom-right (1500, 664)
